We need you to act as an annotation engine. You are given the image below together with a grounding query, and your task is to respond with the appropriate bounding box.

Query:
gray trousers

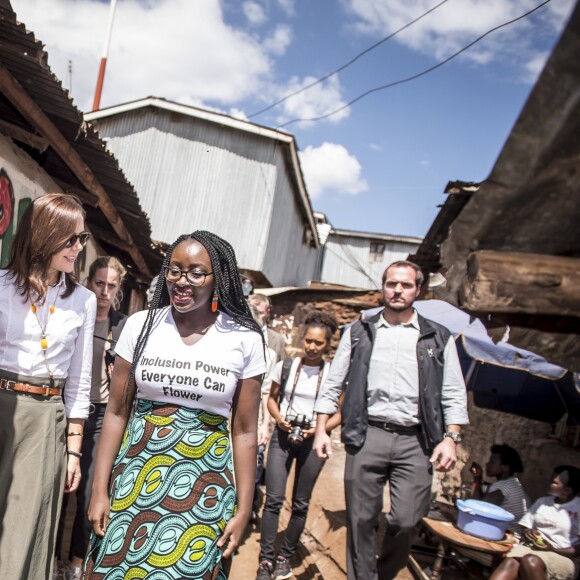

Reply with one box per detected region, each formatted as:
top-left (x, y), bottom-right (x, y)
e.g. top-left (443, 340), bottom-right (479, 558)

top-left (344, 425), bottom-right (433, 580)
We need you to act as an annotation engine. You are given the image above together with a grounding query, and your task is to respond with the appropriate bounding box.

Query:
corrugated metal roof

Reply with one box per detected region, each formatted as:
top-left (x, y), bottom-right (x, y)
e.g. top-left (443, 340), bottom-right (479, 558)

top-left (0, 5), bottom-right (161, 278)
top-left (331, 227), bottom-right (423, 245)
top-left (85, 97), bottom-right (319, 249)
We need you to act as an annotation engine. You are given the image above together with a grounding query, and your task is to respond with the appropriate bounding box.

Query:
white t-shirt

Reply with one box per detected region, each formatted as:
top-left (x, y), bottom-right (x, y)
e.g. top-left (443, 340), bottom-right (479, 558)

top-left (519, 496), bottom-right (580, 549)
top-left (115, 308), bottom-right (266, 418)
top-left (269, 358), bottom-right (330, 426)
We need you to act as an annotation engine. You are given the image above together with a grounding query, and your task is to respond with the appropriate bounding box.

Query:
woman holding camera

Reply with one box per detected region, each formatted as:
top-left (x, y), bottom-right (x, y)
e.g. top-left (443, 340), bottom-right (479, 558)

top-left (55, 256), bottom-right (127, 579)
top-left (257, 311), bottom-right (340, 580)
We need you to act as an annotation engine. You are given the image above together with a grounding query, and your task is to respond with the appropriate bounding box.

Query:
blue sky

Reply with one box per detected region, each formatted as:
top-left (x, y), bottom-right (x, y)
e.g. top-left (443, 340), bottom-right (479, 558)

top-left (13, 0), bottom-right (575, 238)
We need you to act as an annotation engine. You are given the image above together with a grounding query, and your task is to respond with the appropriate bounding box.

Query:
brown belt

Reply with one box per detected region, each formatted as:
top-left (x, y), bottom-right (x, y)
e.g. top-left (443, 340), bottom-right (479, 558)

top-left (0, 378), bottom-right (62, 396)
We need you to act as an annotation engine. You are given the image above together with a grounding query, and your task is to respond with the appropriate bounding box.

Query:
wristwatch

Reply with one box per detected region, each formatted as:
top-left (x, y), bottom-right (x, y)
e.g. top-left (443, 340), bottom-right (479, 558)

top-left (444, 431), bottom-right (463, 443)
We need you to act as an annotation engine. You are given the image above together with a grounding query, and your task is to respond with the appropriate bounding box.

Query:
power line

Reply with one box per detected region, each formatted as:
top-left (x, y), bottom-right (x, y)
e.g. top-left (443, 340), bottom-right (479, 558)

top-left (276, 0), bottom-right (551, 129)
top-left (248, 0), bottom-right (449, 119)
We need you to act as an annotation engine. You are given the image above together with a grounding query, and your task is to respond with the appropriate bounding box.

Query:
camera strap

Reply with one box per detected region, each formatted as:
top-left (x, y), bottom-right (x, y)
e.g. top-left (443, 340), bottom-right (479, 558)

top-left (285, 358), bottom-right (325, 416)
top-left (94, 328), bottom-right (116, 388)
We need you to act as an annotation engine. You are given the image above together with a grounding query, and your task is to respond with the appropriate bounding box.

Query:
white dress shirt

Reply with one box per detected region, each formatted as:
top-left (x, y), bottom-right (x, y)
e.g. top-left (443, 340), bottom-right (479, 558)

top-left (0, 270), bottom-right (96, 418)
top-left (315, 310), bottom-right (468, 427)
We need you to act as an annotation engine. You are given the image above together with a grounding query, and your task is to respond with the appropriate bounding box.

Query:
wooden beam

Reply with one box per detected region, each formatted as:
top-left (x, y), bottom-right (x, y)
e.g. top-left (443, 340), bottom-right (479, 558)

top-left (51, 178), bottom-right (100, 208)
top-left (460, 250), bottom-right (580, 316)
top-left (0, 64), bottom-right (152, 277)
top-left (88, 223), bottom-right (133, 253)
top-left (0, 118), bottom-right (49, 152)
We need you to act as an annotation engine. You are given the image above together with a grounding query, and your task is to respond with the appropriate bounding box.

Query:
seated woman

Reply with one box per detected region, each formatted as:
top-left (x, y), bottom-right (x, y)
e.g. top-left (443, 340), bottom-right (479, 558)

top-left (470, 444), bottom-right (530, 535)
top-left (490, 465), bottom-right (580, 580)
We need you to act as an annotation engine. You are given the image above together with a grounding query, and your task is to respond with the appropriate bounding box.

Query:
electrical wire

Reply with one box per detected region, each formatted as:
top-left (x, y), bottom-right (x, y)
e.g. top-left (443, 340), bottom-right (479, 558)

top-left (275, 0), bottom-right (551, 129)
top-left (248, 0), bottom-right (449, 119)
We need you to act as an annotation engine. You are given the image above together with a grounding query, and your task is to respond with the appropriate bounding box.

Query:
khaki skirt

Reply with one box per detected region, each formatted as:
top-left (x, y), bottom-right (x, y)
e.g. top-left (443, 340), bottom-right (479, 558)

top-left (0, 387), bottom-right (66, 580)
top-left (509, 543), bottom-right (579, 580)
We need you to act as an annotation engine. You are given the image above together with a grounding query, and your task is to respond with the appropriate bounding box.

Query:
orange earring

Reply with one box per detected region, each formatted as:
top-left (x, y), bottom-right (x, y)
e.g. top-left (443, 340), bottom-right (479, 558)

top-left (211, 291), bottom-right (218, 313)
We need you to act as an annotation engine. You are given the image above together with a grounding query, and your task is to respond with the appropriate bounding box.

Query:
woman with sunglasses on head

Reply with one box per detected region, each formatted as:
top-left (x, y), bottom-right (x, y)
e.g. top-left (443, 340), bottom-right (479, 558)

top-left (55, 256), bottom-right (127, 579)
top-left (84, 231), bottom-right (266, 579)
top-left (0, 193), bottom-right (96, 580)
top-left (257, 310), bottom-right (341, 580)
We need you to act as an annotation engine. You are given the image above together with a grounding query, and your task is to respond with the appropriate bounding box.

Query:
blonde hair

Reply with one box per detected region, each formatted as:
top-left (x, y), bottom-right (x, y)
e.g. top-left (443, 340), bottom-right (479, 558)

top-left (86, 256), bottom-right (127, 310)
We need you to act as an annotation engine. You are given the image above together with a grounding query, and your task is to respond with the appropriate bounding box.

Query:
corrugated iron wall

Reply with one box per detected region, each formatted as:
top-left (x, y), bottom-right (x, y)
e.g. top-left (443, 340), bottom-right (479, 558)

top-left (263, 151), bottom-right (319, 286)
top-left (320, 235), bottom-right (421, 290)
top-left (95, 108), bottom-right (317, 286)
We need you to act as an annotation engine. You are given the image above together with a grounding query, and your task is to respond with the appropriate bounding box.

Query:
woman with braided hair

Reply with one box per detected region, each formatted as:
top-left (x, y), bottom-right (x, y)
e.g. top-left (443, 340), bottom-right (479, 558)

top-left (84, 231), bottom-right (266, 579)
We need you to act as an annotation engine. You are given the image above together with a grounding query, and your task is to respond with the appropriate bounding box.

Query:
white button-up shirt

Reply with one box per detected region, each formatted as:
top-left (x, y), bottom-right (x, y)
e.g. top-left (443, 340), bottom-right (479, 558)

top-left (315, 310), bottom-right (468, 427)
top-left (0, 270), bottom-right (96, 418)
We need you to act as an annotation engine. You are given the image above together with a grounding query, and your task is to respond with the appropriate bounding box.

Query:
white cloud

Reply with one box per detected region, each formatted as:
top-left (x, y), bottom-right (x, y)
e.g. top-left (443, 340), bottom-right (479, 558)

top-left (277, 0), bottom-right (295, 17)
top-left (272, 75), bottom-right (350, 127)
top-left (263, 24), bottom-right (293, 56)
top-left (344, 0), bottom-right (575, 78)
top-left (523, 50), bottom-right (551, 84)
top-left (13, 0), bottom-right (275, 112)
top-left (299, 142), bottom-right (368, 198)
top-left (242, 1), bottom-right (267, 25)
top-left (369, 143), bottom-right (382, 152)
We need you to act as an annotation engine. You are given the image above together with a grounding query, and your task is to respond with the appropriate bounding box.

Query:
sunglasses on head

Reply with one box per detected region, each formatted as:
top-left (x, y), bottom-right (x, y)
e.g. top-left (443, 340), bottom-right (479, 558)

top-left (63, 231), bottom-right (91, 248)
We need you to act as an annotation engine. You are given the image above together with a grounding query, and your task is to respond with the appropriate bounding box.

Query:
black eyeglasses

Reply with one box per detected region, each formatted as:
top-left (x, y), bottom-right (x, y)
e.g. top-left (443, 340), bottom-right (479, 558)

top-left (63, 232), bottom-right (91, 248)
top-left (164, 267), bottom-right (213, 286)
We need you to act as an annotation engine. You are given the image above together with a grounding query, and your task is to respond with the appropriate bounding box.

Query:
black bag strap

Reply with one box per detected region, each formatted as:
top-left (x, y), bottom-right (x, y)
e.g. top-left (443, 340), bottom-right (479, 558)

top-left (277, 356), bottom-right (294, 405)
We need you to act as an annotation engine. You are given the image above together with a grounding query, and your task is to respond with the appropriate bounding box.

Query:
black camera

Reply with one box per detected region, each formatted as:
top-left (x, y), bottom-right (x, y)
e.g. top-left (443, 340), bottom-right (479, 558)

top-left (285, 414), bottom-right (312, 448)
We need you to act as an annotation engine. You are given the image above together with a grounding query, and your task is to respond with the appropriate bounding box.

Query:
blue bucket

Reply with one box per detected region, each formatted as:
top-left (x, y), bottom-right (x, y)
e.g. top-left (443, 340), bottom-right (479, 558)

top-left (456, 499), bottom-right (515, 541)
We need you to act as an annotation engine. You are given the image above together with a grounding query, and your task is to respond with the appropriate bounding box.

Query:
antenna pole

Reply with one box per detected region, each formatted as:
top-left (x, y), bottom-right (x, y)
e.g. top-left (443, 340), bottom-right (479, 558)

top-left (92, 0), bottom-right (117, 111)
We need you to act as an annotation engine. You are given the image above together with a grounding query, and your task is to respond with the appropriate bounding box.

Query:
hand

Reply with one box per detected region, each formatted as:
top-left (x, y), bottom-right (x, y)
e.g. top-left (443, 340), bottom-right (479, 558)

top-left (217, 512), bottom-right (248, 558)
top-left (64, 454), bottom-right (82, 493)
top-left (523, 528), bottom-right (551, 550)
top-left (302, 427), bottom-right (316, 440)
top-left (313, 431), bottom-right (332, 460)
top-left (470, 462), bottom-right (483, 481)
top-left (276, 416), bottom-right (292, 433)
top-left (429, 438), bottom-right (457, 472)
top-left (88, 492), bottom-right (111, 537)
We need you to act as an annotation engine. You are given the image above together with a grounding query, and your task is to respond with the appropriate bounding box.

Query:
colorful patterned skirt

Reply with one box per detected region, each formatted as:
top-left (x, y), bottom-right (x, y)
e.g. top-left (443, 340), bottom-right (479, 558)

top-left (84, 400), bottom-right (236, 579)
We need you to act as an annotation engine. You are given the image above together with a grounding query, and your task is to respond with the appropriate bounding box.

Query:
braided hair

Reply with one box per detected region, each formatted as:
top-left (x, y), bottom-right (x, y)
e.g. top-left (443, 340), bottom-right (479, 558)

top-left (124, 231), bottom-right (265, 409)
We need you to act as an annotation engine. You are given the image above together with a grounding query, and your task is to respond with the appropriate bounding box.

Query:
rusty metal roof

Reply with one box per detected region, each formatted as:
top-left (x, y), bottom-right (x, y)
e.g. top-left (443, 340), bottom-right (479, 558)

top-left (0, 4), bottom-right (162, 279)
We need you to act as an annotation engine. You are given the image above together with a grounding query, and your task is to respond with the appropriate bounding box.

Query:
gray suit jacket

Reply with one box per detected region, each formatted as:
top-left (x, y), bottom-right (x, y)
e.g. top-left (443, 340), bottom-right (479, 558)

top-left (267, 328), bottom-right (286, 363)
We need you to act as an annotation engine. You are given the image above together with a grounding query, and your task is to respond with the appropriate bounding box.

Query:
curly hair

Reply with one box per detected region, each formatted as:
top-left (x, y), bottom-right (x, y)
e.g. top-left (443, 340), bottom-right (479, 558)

top-left (303, 310), bottom-right (338, 341)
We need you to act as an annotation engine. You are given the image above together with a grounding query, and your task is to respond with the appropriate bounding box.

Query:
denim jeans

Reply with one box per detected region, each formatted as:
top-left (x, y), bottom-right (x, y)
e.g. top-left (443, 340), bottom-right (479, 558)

top-left (253, 443), bottom-right (266, 513)
top-left (259, 428), bottom-right (325, 562)
top-left (56, 403), bottom-right (107, 561)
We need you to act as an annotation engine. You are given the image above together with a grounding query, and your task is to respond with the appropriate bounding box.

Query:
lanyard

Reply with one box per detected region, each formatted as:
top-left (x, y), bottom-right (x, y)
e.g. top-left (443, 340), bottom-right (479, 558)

top-left (285, 358), bottom-right (325, 414)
